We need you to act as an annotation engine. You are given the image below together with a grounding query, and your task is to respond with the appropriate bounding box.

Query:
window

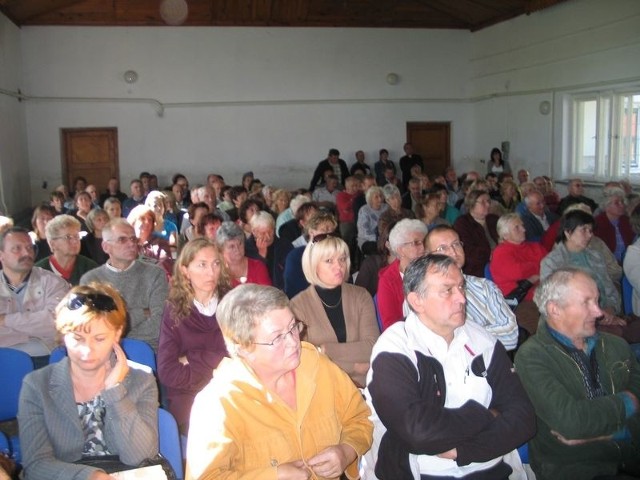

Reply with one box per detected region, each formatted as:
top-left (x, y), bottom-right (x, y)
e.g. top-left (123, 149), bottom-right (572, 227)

top-left (571, 90), bottom-right (640, 180)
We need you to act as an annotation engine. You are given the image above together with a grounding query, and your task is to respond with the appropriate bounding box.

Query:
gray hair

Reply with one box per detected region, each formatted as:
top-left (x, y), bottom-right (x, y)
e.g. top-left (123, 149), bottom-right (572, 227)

top-left (289, 194), bottom-right (311, 216)
top-left (85, 208), bottom-right (110, 233)
top-left (102, 218), bottom-right (133, 242)
top-left (524, 190), bottom-right (543, 206)
top-left (534, 267), bottom-right (590, 317)
top-left (601, 186), bottom-right (626, 208)
top-left (44, 214), bottom-right (81, 241)
top-left (365, 186), bottom-right (384, 206)
top-left (388, 219), bottom-right (428, 254)
top-left (403, 254), bottom-right (458, 305)
top-left (217, 284), bottom-right (290, 353)
top-left (215, 221), bottom-right (245, 248)
top-left (382, 184), bottom-right (401, 200)
top-left (249, 211), bottom-right (275, 230)
top-left (497, 213), bottom-right (521, 241)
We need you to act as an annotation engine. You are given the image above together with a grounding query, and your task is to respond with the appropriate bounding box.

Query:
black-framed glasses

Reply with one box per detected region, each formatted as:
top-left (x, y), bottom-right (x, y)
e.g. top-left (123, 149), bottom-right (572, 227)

top-left (252, 320), bottom-right (305, 348)
top-left (67, 292), bottom-right (117, 312)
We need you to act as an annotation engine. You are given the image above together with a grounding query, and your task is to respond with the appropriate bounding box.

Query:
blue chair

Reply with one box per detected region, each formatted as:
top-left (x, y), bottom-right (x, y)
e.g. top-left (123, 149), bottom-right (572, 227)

top-left (49, 345), bottom-right (67, 364)
top-left (0, 348), bottom-right (33, 421)
top-left (622, 275), bottom-right (633, 315)
top-left (373, 294), bottom-right (383, 332)
top-left (49, 339), bottom-right (157, 373)
top-left (517, 442), bottom-right (529, 464)
top-left (484, 263), bottom-right (493, 281)
top-left (158, 408), bottom-right (184, 480)
top-left (121, 338), bottom-right (157, 373)
top-left (0, 348), bottom-right (34, 463)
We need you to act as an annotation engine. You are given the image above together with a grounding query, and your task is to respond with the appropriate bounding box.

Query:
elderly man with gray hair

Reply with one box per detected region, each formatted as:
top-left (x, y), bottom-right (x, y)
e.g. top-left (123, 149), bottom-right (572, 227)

top-left (362, 254), bottom-right (535, 480)
top-left (515, 267), bottom-right (640, 480)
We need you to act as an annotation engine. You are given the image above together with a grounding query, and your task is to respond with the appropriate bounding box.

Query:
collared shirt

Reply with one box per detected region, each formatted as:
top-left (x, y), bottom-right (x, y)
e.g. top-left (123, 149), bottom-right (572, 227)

top-left (105, 260), bottom-right (137, 273)
top-left (193, 296), bottom-right (218, 316)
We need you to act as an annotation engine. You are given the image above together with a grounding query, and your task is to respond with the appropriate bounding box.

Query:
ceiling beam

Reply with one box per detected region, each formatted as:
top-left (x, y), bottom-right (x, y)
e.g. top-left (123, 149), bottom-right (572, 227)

top-left (3, 0), bottom-right (88, 23)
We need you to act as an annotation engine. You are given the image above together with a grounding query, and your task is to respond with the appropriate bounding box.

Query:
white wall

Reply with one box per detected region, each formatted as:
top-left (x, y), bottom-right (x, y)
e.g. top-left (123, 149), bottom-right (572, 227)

top-left (471, 0), bottom-right (640, 180)
top-left (20, 27), bottom-right (473, 203)
top-left (0, 14), bottom-right (30, 215)
top-left (3, 0), bottom-right (640, 210)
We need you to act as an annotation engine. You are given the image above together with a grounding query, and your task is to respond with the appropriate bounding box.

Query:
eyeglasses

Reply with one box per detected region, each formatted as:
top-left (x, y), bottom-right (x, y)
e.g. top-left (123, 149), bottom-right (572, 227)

top-left (52, 234), bottom-right (81, 242)
top-left (67, 292), bottom-right (117, 312)
top-left (107, 235), bottom-right (138, 245)
top-left (252, 321), bottom-right (305, 348)
top-left (431, 241), bottom-right (464, 254)
top-left (399, 239), bottom-right (424, 248)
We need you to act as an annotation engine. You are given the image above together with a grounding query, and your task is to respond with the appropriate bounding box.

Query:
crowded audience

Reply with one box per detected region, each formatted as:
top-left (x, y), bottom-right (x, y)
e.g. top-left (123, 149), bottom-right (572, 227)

top-left (3, 148), bottom-right (640, 480)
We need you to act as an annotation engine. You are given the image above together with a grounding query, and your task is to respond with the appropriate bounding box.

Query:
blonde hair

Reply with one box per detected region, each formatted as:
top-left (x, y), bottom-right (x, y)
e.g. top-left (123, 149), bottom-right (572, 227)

top-left (55, 282), bottom-right (127, 335)
top-left (301, 235), bottom-right (350, 287)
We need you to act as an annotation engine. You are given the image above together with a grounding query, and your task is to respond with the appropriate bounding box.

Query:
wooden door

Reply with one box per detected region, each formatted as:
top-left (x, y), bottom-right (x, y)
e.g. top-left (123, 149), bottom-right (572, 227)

top-left (406, 122), bottom-right (451, 179)
top-left (61, 128), bottom-right (119, 193)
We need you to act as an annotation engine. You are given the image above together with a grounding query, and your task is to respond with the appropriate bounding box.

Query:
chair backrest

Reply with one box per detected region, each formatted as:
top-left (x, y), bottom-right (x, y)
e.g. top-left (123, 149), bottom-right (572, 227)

top-left (484, 263), bottom-right (493, 281)
top-left (622, 275), bottom-right (633, 315)
top-left (121, 338), bottom-right (157, 373)
top-left (0, 348), bottom-right (34, 421)
top-left (49, 345), bottom-right (67, 364)
top-left (158, 408), bottom-right (184, 480)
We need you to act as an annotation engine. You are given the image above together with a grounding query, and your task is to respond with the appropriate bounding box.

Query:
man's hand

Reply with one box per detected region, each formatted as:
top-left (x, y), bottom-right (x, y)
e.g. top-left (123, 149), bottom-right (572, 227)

top-left (550, 430), bottom-right (612, 446)
top-left (307, 444), bottom-right (357, 479)
top-left (436, 448), bottom-right (457, 460)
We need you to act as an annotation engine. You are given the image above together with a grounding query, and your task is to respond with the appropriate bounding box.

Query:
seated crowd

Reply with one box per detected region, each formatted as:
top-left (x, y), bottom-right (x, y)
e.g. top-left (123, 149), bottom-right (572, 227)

top-left (0, 146), bottom-right (639, 480)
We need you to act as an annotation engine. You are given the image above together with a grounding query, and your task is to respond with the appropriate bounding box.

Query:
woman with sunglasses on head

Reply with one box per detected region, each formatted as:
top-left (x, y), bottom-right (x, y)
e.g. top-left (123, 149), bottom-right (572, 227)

top-left (290, 234), bottom-right (379, 387)
top-left (18, 283), bottom-right (160, 480)
top-left (376, 219), bottom-right (428, 331)
top-left (186, 284), bottom-right (372, 480)
top-left (158, 238), bottom-right (231, 434)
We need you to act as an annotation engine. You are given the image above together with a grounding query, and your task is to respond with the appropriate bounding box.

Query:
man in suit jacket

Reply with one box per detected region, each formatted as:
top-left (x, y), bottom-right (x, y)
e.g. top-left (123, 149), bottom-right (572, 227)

top-left (521, 190), bottom-right (558, 242)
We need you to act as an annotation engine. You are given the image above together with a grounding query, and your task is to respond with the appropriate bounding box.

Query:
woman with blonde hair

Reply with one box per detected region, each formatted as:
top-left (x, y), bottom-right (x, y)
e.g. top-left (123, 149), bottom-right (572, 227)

top-left (144, 190), bottom-right (178, 247)
top-left (126, 205), bottom-right (173, 276)
top-left (18, 283), bottom-right (160, 479)
top-left (290, 235), bottom-right (379, 387)
top-left (158, 238), bottom-right (231, 433)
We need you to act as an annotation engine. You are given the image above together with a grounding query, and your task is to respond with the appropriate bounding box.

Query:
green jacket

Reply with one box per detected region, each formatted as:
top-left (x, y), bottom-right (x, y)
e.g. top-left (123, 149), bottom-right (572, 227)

top-left (35, 254), bottom-right (98, 286)
top-left (514, 323), bottom-right (640, 480)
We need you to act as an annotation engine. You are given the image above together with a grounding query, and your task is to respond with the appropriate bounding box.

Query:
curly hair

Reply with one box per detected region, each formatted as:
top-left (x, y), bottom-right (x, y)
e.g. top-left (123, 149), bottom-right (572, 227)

top-left (167, 238), bottom-right (232, 322)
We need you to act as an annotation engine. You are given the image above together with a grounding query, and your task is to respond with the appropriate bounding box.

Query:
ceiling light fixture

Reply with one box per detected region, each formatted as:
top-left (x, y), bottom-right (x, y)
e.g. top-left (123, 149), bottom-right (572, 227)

top-left (160, 0), bottom-right (189, 26)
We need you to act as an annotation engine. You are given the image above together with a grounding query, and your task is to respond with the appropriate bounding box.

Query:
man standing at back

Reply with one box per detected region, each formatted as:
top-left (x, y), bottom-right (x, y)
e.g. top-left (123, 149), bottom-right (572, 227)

top-left (0, 227), bottom-right (69, 366)
top-left (309, 148), bottom-right (349, 191)
top-left (399, 142), bottom-right (423, 191)
top-left (80, 219), bottom-right (168, 351)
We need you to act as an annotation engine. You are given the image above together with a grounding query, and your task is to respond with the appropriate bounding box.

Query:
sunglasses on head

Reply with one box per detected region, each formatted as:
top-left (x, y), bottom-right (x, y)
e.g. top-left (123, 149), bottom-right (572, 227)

top-left (67, 292), bottom-right (117, 312)
top-left (311, 232), bottom-right (338, 244)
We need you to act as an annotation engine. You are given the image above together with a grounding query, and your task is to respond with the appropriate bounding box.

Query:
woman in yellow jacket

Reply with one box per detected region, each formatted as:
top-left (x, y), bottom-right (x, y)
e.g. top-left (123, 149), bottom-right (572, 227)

top-left (186, 284), bottom-right (373, 480)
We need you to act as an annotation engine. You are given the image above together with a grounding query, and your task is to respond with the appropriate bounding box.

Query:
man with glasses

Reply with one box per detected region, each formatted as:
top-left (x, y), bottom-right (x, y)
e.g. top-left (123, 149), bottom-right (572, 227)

top-left (362, 254), bottom-right (535, 479)
top-left (424, 225), bottom-right (518, 350)
top-left (0, 227), bottom-right (69, 366)
top-left (80, 218), bottom-right (168, 351)
top-left (35, 214), bottom-right (97, 285)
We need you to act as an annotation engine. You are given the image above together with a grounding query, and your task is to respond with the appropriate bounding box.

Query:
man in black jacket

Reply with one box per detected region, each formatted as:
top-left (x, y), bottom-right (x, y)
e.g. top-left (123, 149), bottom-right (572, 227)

top-left (362, 254), bottom-right (535, 480)
top-left (309, 148), bottom-right (349, 192)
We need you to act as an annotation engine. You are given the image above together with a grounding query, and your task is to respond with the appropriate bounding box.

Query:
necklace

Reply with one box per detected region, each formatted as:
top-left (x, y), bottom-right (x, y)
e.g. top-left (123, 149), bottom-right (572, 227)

top-left (319, 295), bottom-right (342, 309)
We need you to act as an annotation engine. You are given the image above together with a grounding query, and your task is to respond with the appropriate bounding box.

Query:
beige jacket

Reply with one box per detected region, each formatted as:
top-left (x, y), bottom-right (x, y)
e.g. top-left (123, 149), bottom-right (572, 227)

top-left (290, 283), bottom-right (379, 386)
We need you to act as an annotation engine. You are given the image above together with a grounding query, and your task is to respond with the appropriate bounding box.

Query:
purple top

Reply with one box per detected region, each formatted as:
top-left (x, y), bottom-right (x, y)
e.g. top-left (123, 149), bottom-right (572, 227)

top-left (157, 302), bottom-right (228, 431)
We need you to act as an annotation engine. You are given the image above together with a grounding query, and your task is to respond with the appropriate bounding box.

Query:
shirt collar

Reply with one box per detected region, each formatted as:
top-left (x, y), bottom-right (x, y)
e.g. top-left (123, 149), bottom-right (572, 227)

top-left (546, 323), bottom-right (599, 354)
